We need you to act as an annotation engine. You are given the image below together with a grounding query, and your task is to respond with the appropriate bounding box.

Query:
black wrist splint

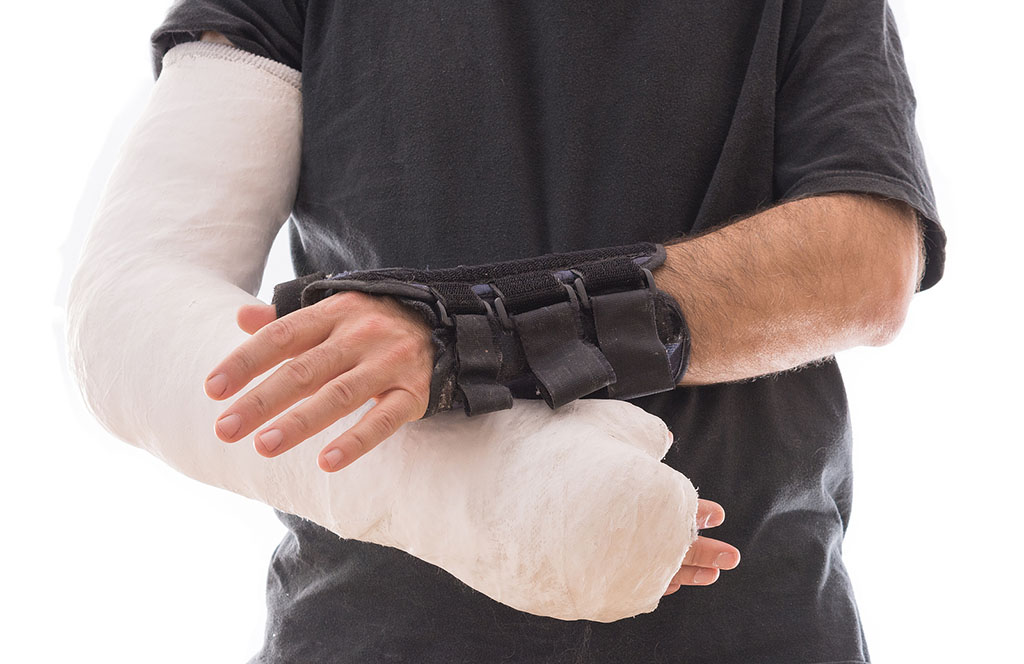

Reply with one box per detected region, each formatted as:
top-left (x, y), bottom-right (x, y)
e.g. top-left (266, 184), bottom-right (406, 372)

top-left (271, 242), bottom-right (691, 418)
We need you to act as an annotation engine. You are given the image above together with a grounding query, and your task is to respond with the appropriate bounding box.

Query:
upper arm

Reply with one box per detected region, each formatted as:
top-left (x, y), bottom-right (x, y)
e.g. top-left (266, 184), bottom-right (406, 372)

top-left (200, 30), bottom-right (235, 46)
top-left (149, 0), bottom-right (306, 78)
top-left (774, 0), bottom-right (946, 294)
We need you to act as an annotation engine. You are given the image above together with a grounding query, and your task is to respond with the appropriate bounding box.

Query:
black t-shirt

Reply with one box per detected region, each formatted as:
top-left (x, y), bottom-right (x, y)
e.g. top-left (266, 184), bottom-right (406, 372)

top-left (151, 2), bottom-right (947, 662)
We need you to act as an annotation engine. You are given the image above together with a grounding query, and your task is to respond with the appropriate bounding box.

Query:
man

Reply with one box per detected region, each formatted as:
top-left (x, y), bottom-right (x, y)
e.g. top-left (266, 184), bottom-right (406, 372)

top-left (147, 1), bottom-right (946, 662)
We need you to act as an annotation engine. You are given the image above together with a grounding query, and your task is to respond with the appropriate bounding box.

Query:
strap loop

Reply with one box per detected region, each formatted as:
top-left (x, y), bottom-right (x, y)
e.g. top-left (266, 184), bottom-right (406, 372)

top-left (490, 284), bottom-right (516, 331)
top-left (435, 299), bottom-right (454, 328)
top-left (452, 313), bottom-right (512, 415)
top-left (513, 301), bottom-right (616, 408)
top-left (589, 289), bottom-right (676, 398)
top-left (571, 275), bottom-right (591, 309)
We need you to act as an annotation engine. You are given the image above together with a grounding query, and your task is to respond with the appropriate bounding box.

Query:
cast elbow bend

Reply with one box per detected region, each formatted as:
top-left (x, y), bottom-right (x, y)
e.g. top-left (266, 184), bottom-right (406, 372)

top-left (66, 267), bottom-right (126, 443)
top-left (65, 259), bottom-right (147, 446)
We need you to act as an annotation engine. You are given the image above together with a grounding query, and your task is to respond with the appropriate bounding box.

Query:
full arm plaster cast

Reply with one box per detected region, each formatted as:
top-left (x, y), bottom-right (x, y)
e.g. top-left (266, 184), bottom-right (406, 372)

top-left (64, 41), bottom-right (699, 623)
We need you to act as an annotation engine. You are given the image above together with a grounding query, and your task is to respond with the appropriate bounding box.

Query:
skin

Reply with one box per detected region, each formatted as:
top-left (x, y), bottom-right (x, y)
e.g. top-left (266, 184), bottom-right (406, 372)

top-left (656, 193), bottom-right (926, 385)
top-left (199, 32), bottom-right (923, 592)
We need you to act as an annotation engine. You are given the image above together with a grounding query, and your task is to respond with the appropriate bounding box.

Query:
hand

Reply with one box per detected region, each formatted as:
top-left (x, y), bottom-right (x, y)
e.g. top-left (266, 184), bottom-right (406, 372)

top-left (204, 291), bottom-right (436, 472)
top-left (662, 499), bottom-right (740, 595)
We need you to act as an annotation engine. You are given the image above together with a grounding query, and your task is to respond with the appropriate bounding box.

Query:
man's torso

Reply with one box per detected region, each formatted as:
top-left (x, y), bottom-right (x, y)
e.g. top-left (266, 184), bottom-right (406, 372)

top-left (254, 2), bottom-right (869, 662)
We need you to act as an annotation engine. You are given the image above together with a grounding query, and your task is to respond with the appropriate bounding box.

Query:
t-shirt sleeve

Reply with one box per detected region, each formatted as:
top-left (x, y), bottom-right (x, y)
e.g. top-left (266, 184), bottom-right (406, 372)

top-left (775, 0), bottom-right (946, 292)
top-left (150, 0), bottom-right (306, 79)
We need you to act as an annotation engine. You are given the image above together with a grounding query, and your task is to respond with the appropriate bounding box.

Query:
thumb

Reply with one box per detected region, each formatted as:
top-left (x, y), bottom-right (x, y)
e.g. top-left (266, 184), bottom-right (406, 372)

top-left (237, 303), bottom-right (277, 335)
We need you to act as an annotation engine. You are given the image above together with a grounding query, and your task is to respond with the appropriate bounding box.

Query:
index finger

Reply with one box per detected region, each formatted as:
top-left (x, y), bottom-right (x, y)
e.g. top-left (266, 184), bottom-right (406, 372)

top-left (204, 307), bottom-right (332, 400)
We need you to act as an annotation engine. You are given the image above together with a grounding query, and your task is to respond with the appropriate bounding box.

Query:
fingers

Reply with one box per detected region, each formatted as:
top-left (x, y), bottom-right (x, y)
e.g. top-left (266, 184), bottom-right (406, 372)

top-left (221, 350), bottom-right (366, 447)
top-left (661, 500), bottom-right (741, 596)
top-left (318, 388), bottom-right (425, 472)
top-left (670, 535), bottom-right (740, 584)
top-left (237, 303), bottom-right (277, 335)
top-left (680, 534), bottom-right (741, 570)
top-left (695, 498), bottom-right (725, 530)
top-left (209, 291), bottom-right (435, 468)
top-left (214, 338), bottom-right (355, 443)
top-left (669, 564), bottom-right (720, 589)
top-left (661, 536), bottom-right (741, 596)
top-left (687, 499), bottom-right (738, 569)
top-left (224, 325), bottom-right (430, 451)
top-left (205, 306), bottom-right (333, 401)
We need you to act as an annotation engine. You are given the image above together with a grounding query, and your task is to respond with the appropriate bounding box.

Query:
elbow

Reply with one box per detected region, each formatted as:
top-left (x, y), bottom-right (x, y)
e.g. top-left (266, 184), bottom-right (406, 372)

top-left (857, 197), bottom-right (925, 347)
top-left (860, 254), bottom-right (920, 347)
top-left (862, 292), bottom-right (912, 347)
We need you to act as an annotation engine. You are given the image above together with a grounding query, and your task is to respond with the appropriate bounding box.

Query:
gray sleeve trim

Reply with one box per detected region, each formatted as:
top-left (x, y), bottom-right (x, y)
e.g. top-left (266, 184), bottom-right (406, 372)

top-left (161, 41), bottom-right (301, 91)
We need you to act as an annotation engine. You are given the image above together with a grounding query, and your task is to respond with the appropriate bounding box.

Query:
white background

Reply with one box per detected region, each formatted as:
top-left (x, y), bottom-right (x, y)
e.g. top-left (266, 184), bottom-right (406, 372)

top-left (2, 1), bottom-right (1021, 662)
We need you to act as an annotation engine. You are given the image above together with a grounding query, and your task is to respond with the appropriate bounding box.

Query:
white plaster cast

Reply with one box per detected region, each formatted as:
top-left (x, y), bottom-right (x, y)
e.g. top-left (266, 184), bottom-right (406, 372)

top-left (65, 41), bottom-right (699, 622)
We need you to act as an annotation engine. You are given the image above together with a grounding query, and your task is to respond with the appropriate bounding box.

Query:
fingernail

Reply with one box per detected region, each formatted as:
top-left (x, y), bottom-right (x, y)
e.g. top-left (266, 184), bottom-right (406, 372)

top-left (206, 373), bottom-right (228, 398)
top-left (323, 448), bottom-right (343, 470)
top-left (694, 568), bottom-right (718, 584)
top-left (701, 511), bottom-right (724, 529)
top-left (216, 413), bottom-right (241, 438)
top-left (258, 429), bottom-right (283, 453)
top-left (714, 552), bottom-right (738, 569)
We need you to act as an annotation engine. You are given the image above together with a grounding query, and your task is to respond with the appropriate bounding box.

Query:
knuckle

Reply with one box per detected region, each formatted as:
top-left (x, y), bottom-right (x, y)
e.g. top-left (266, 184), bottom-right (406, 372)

top-left (373, 407), bottom-right (402, 437)
top-left (355, 315), bottom-right (389, 338)
top-left (390, 336), bottom-right (434, 370)
top-left (323, 378), bottom-right (356, 409)
top-left (247, 390), bottom-right (272, 419)
top-left (389, 337), bottom-right (420, 359)
top-left (283, 357), bottom-right (317, 389)
top-left (266, 317), bottom-right (296, 348)
top-left (378, 341), bottom-right (410, 365)
top-left (398, 387), bottom-right (430, 419)
top-left (412, 394), bottom-right (430, 419)
top-left (338, 403), bottom-right (408, 462)
top-left (344, 429), bottom-right (370, 458)
top-left (286, 408), bottom-right (314, 435)
top-left (233, 345), bottom-right (259, 375)
top-left (322, 290), bottom-right (360, 314)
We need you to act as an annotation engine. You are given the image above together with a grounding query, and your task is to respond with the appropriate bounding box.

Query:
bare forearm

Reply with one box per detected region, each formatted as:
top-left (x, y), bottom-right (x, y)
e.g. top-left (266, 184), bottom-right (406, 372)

top-left (652, 194), bottom-right (924, 386)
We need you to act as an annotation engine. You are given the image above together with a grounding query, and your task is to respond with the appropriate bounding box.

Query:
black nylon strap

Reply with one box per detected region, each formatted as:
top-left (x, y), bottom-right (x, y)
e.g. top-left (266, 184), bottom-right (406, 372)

top-left (492, 271), bottom-right (565, 313)
top-left (433, 281), bottom-right (488, 315)
top-left (452, 314), bottom-right (512, 415)
top-left (589, 289), bottom-right (677, 398)
top-left (299, 279), bottom-right (436, 308)
top-left (573, 257), bottom-right (646, 293)
top-left (513, 301), bottom-right (616, 408)
top-left (272, 272), bottom-right (326, 319)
